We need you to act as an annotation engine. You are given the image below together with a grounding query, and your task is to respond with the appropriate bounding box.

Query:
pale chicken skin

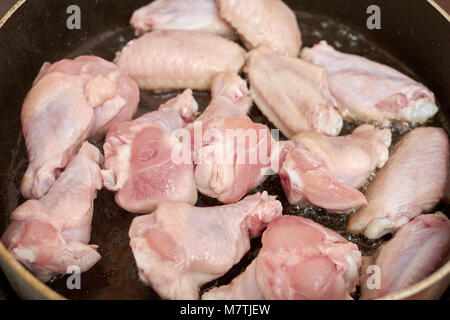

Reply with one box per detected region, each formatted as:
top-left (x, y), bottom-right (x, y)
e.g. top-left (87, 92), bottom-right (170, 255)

top-left (102, 90), bottom-right (198, 214)
top-left (360, 213), bottom-right (450, 300)
top-left (34, 56), bottom-right (140, 137)
top-left (348, 127), bottom-right (449, 239)
top-left (114, 30), bottom-right (246, 90)
top-left (279, 124), bottom-right (392, 212)
top-left (21, 56), bottom-right (139, 199)
top-left (130, 0), bottom-right (234, 37)
top-left (192, 73), bottom-right (274, 204)
top-left (218, 0), bottom-right (301, 57)
top-left (194, 73), bottom-right (252, 124)
top-left (301, 41), bottom-right (438, 125)
top-left (245, 46), bottom-right (343, 139)
top-left (129, 192), bottom-right (282, 300)
top-left (21, 73), bottom-right (94, 200)
top-left (203, 216), bottom-right (361, 300)
top-left (1, 143), bottom-right (102, 282)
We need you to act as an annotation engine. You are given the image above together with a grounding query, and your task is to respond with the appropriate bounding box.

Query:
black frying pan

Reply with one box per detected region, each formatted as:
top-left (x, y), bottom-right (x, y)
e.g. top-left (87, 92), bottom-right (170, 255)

top-left (0, 0), bottom-right (449, 299)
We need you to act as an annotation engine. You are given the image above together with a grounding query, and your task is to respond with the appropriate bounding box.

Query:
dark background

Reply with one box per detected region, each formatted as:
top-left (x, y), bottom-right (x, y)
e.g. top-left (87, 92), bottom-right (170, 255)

top-left (0, 0), bottom-right (25, 301)
top-left (0, 0), bottom-right (15, 297)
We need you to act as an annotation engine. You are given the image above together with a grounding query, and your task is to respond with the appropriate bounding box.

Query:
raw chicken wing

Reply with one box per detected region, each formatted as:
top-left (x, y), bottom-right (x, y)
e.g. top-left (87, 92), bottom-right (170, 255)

top-left (114, 30), bottom-right (246, 90)
top-left (245, 46), bottom-right (343, 138)
top-left (129, 191), bottom-right (282, 299)
top-left (102, 90), bottom-right (198, 213)
top-left (360, 213), bottom-right (450, 299)
top-left (193, 73), bottom-right (274, 204)
top-left (348, 127), bottom-right (449, 239)
top-left (203, 216), bottom-right (361, 300)
top-left (279, 124), bottom-right (391, 212)
top-left (301, 41), bottom-right (438, 125)
top-left (34, 55), bottom-right (140, 136)
top-left (130, 0), bottom-right (234, 37)
top-left (218, 0), bottom-right (301, 57)
top-left (2, 142), bottom-right (102, 282)
top-left (21, 56), bottom-right (139, 199)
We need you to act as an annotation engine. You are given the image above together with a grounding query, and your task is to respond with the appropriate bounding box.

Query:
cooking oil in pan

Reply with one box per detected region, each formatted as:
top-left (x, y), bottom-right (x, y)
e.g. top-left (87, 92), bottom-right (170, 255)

top-left (0, 10), bottom-right (448, 300)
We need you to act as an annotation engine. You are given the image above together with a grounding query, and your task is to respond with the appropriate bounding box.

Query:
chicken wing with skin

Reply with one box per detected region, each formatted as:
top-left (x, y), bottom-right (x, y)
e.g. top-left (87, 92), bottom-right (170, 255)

top-left (194, 73), bottom-right (252, 124)
top-left (202, 215), bottom-right (361, 300)
top-left (130, 0), bottom-right (234, 37)
top-left (279, 124), bottom-right (391, 212)
top-left (301, 41), bottom-right (438, 125)
top-left (218, 0), bottom-right (301, 57)
top-left (245, 46), bottom-right (343, 138)
top-left (102, 90), bottom-right (198, 214)
top-left (21, 56), bottom-right (139, 199)
top-left (2, 142), bottom-right (102, 282)
top-left (348, 127), bottom-right (449, 239)
top-left (21, 73), bottom-right (94, 200)
top-left (192, 73), bottom-right (274, 204)
top-left (129, 192), bottom-right (282, 300)
top-left (34, 55), bottom-right (140, 137)
top-left (360, 213), bottom-right (450, 300)
top-left (114, 30), bottom-right (246, 90)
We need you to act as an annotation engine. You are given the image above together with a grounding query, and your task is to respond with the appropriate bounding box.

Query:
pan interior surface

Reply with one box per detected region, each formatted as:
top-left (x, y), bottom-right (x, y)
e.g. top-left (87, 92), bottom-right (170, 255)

top-left (0, 0), bottom-right (449, 300)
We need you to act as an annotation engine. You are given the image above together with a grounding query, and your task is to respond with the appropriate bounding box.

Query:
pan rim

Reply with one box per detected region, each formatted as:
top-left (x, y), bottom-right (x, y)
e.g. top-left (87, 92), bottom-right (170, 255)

top-left (427, 0), bottom-right (450, 22)
top-left (0, 0), bottom-right (25, 29)
top-left (0, 0), bottom-right (448, 301)
top-left (0, 242), bottom-right (64, 299)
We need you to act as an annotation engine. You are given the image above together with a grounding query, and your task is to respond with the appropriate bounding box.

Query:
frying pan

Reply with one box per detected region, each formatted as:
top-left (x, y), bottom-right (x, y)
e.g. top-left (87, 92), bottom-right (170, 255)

top-left (0, 0), bottom-right (449, 300)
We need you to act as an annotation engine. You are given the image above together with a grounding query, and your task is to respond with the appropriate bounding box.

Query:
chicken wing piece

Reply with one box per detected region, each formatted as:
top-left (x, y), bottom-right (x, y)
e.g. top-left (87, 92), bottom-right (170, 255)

top-left (114, 30), bottom-right (246, 90)
top-left (102, 89), bottom-right (198, 214)
top-left (194, 73), bottom-right (252, 123)
top-left (218, 0), bottom-right (301, 57)
top-left (348, 127), bottom-right (449, 239)
top-left (245, 46), bottom-right (343, 138)
top-left (360, 213), bottom-right (450, 300)
top-left (129, 191), bottom-right (282, 300)
top-left (130, 0), bottom-right (234, 37)
top-left (192, 73), bottom-right (274, 204)
top-left (2, 142), bottom-right (102, 282)
top-left (21, 56), bottom-right (139, 199)
top-left (279, 124), bottom-right (391, 212)
top-left (301, 41), bottom-right (438, 125)
top-left (34, 55), bottom-right (140, 137)
top-left (21, 73), bottom-right (94, 199)
top-left (202, 215), bottom-right (361, 300)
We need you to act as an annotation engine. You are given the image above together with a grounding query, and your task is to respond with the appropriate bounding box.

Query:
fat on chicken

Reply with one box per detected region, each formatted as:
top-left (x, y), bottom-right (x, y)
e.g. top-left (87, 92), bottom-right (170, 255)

top-left (2, 142), bottom-right (102, 282)
top-left (129, 191), bottom-right (282, 300)
top-left (102, 89), bottom-right (198, 214)
top-left (21, 56), bottom-right (139, 199)
top-left (202, 215), bottom-right (361, 300)
top-left (301, 41), bottom-right (438, 126)
top-left (245, 46), bottom-right (343, 138)
top-left (348, 127), bottom-right (449, 239)
top-left (360, 213), bottom-right (450, 300)
top-left (192, 73), bottom-right (274, 204)
top-left (114, 30), bottom-right (246, 90)
top-left (130, 0), bottom-right (234, 37)
top-left (279, 124), bottom-right (391, 212)
top-left (218, 0), bottom-right (301, 57)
